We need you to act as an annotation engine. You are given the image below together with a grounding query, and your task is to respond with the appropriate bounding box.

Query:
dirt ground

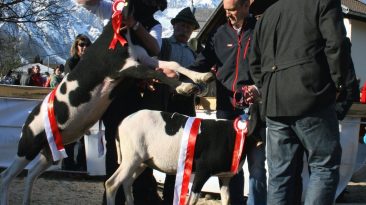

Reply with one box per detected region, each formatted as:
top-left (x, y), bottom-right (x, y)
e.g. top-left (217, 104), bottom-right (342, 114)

top-left (4, 171), bottom-right (366, 205)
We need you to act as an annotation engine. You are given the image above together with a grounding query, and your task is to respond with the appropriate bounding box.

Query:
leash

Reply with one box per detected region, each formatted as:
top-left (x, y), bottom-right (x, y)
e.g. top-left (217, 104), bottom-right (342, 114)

top-left (232, 85), bottom-right (251, 109)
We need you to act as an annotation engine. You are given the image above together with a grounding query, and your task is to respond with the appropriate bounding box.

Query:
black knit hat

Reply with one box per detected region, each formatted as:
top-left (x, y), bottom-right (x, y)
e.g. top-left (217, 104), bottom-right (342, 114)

top-left (171, 7), bottom-right (200, 30)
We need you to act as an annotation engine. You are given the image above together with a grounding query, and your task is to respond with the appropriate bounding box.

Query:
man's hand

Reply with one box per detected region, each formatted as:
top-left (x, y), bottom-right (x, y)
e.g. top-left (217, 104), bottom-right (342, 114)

top-left (155, 67), bottom-right (179, 78)
top-left (243, 85), bottom-right (260, 104)
top-left (119, 15), bottom-right (137, 32)
top-left (75, 0), bottom-right (100, 6)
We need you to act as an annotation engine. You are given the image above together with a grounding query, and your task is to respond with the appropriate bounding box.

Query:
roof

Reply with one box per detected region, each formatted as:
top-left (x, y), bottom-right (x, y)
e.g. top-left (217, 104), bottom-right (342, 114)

top-left (193, 8), bottom-right (216, 30)
top-left (342, 0), bottom-right (366, 21)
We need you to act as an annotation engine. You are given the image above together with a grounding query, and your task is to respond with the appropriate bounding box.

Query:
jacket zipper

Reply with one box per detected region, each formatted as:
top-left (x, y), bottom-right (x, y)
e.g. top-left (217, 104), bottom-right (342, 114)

top-left (232, 33), bottom-right (244, 93)
top-left (243, 37), bottom-right (251, 60)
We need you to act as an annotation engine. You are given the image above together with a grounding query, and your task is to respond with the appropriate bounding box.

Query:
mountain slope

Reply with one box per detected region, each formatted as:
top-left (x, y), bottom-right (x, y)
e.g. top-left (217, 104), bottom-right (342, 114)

top-left (0, 0), bottom-right (220, 67)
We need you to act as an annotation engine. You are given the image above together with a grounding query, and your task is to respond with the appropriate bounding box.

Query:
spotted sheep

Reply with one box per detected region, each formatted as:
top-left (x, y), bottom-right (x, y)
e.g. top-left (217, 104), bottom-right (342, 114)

top-left (105, 104), bottom-right (263, 205)
top-left (0, 2), bottom-right (214, 204)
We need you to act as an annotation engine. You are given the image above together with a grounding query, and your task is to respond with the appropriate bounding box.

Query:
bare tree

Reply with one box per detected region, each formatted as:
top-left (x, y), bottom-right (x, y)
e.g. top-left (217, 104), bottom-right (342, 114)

top-left (0, 0), bottom-right (71, 74)
top-left (0, 0), bottom-right (69, 25)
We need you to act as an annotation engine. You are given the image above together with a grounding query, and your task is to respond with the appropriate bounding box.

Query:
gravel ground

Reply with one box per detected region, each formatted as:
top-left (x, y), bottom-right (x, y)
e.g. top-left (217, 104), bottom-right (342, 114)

top-left (3, 171), bottom-right (366, 205)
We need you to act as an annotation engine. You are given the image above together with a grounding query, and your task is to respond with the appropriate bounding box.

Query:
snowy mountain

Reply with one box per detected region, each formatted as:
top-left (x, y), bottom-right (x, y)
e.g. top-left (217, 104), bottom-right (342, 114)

top-left (0, 0), bottom-right (220, 68)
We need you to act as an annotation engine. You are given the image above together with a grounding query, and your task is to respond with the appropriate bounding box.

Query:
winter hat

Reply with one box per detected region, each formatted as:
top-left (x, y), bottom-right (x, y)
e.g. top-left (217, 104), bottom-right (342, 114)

top-left (171, 7), bottom-right (200, 30)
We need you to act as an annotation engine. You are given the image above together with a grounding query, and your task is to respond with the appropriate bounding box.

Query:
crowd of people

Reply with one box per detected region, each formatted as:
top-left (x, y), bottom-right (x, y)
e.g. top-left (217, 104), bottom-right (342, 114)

top-left (0, 64), bottom-right (65, 88)
top-left (1, 0), bottom-right (361, 204)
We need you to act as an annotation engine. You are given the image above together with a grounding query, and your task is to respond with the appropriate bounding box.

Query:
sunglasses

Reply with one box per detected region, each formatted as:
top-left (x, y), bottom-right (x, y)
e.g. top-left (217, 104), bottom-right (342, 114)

top-left (78, 42), bottom-right (89, 47)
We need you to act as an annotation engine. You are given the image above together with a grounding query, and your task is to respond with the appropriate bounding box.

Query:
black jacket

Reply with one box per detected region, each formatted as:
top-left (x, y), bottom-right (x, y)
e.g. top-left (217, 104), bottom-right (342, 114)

top-left (64, 55), bottom-right (80, 74)
top-left (249, 0), bottom-right (357, 117)
top-left (190, 17), bottom-right (256, 111)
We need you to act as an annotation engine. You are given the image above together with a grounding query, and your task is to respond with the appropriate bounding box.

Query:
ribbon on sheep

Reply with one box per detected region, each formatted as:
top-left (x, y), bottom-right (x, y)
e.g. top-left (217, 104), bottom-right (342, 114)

top-left (42, 88), bottom-right (67, 161)
top-left (173, 117), bottom-right (201, 205)
top-left (231, 116), bottom-right (248, 173)
top-left (109, 0), bottom-right (128, 50)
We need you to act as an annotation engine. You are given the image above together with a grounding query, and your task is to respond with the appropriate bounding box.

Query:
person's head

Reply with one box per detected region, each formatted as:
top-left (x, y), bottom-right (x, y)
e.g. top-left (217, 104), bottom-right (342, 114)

top-left (70, 34), bottom-right (91, 57)
top-left (6, 70), bottom-right (12, 76)
top-left (59, 64), bottom-right (65, 72)
top-left (133, 0), bottom-right (167, 18)
top-left (27, 67), bottom-right (33, 74)
top-left (54, 66), bottom-right (62, 75)
top-left (32, 65), bottom-right (40, 74)
top-left (171, 7), bottom-right (200, 43)
top-left (45, 72), bottom-right (50, 77)
top-left (223, 0), bottom-right (250, 28)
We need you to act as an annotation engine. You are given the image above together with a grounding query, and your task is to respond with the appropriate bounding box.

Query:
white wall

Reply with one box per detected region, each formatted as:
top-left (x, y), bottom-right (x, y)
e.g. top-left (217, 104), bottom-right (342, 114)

top-left (346, 19), bottom-right (366, 85)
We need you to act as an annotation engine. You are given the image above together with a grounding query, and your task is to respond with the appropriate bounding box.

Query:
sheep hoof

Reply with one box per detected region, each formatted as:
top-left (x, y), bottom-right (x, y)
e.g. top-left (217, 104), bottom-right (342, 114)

top-left (176, 83), bottom-right (199, 95)
top-left (196, 72), bottom-right (215, 84)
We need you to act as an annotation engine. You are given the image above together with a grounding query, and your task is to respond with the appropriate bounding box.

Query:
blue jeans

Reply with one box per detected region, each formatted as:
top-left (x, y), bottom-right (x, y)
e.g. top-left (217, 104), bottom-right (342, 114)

top-left (266, 105), bottom-right (341, 205)
top-left (217, 110), bottom-right (267, 205)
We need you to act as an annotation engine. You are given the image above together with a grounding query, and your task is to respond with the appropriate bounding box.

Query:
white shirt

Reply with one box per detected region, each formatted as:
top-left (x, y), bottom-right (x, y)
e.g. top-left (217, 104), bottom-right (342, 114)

top-left (80, 0), bottom-right (162, 48)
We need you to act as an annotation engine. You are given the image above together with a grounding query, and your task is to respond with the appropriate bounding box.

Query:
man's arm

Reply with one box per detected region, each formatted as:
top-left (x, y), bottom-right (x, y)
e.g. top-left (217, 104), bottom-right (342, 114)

top-left (75, 0), bottom-right (160, 55)
top-left (75, 0), bottom-right (112, 23)
top-left (335, 38), bottom-right (360, 120)
top-left (188, 30), bottom-right (218, 73)
top-left (124, 18), bottom-right (161, 56)
top-left (319, 0), bottom-right (348, 91)
top-left (249, 19), bottom-right (263, 89)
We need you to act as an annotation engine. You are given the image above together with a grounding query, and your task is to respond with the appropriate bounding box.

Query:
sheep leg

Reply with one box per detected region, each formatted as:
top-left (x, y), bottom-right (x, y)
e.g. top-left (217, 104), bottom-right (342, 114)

top-left (187, 171), bottom-right (211, 205)
top-left (118, 61), bottom-right (199, 95)
top-left (105, 159), bottom-right (146, 205)
top-left (22, 150), bottom-right (53, 205)
top-left (218, 176), bottom-right (231, 205)
top-left (0, 156), bottom-right (30, 205)
top-left (127, 44), bottom-right (214, 84)
top-left (157, 61), bottom-right (214, 84)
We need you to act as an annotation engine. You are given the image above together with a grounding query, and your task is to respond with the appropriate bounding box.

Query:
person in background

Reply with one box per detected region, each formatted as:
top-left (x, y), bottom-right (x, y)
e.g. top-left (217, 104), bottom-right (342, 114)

top-left (50, 65), bottom-right (64, 88)
top-left (20, 68), bottom-right (32, 86)
top-left (139, 7), bottom-right (200, 205)
top-left (178, 0), bottom-right (267, 204)
top-left (76, 0), bottom-right (166, 204)
top-left (29, 65), bottom-right (44, 86)
top-left (62, 34), bottom-right (91, 171)
top-left (43, 72), bottom-right (51, 87)
top-left (249, 0), bottom-right (359, 204)
top-left (0, 70), bottom-right (15, 85)
top-left (13, 72), bottom-right (21, 85)
top-left (64, 34), bottom-right (91, 74)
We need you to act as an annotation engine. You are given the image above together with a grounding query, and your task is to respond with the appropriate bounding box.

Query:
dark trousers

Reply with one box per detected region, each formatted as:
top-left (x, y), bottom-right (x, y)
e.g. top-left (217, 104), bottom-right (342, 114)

top-left (266, 105), bottom-right (341, 205)
top-left (63, 139), bottom-right (86, 171)
top-left (102, 84), bottom-right (161, 205)
top-left (63, 143), bottom-right (77, 170)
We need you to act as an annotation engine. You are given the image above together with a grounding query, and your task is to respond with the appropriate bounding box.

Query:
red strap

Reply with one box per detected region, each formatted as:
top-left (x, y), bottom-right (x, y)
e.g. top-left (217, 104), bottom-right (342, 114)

top-left (47, 89), bottom-right (64, 151)
top-left (179, 118), bottom-right (201, 205)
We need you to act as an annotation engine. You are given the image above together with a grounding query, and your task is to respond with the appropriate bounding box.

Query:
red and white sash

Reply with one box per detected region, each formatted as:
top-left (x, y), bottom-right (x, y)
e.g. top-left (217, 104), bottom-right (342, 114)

top-left (42, 89), bottom-right (67, 161)
top-left (231, 117), bottom-right (248, 173)
top-left (173, 117), bottom-right (201, 205)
